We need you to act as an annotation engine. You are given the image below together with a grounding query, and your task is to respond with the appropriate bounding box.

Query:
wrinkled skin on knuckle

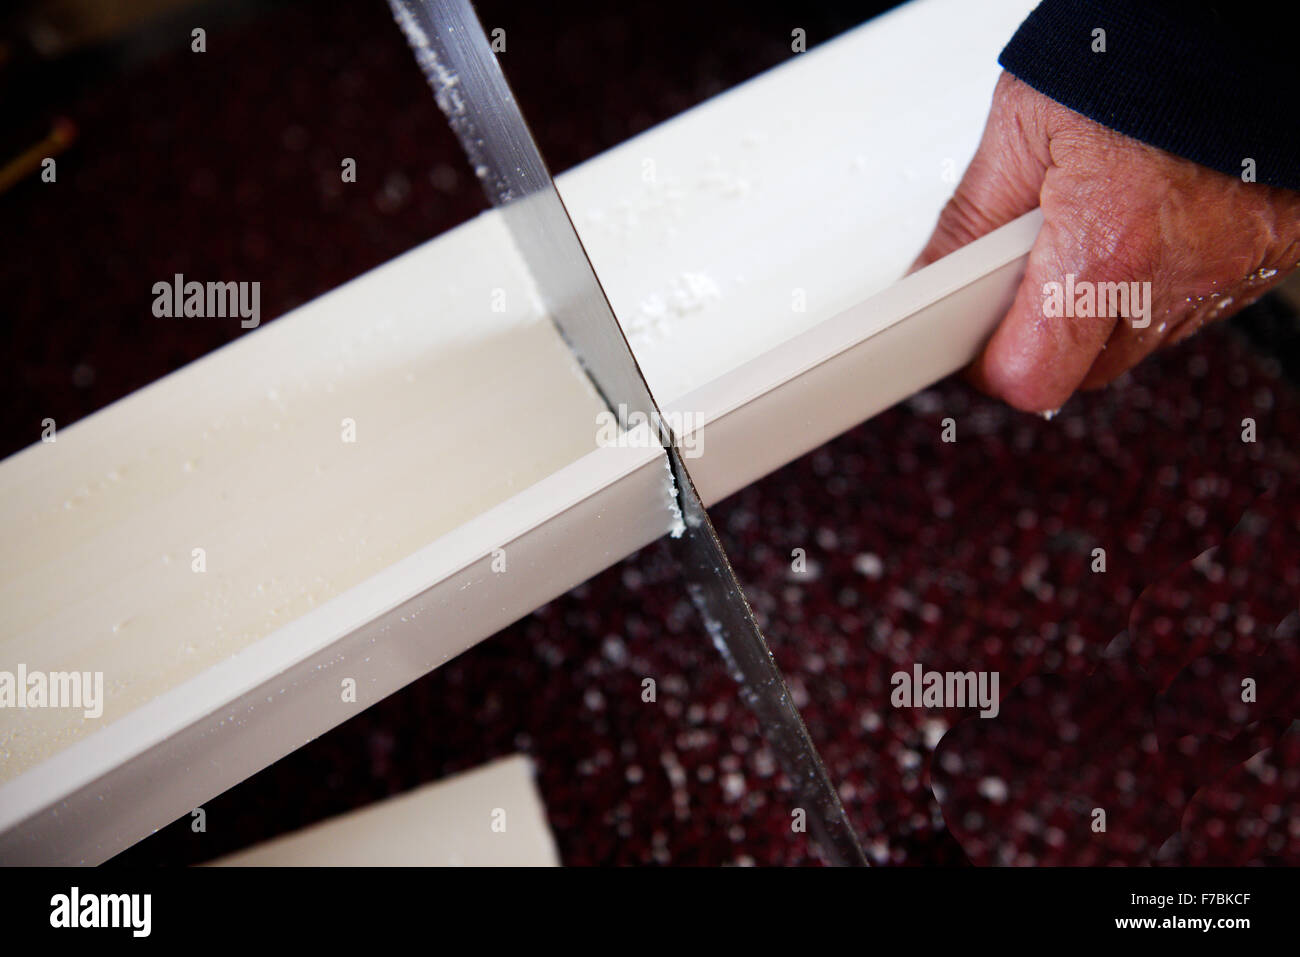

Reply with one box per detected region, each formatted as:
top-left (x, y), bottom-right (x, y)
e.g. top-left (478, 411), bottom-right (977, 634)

top-left (934, 187), bottom-right (1004, 249)
top-left (931, 78), bottom-right (1046, 248)
top-left (917, 72), bottom-right (1053, 266)
top-left (990, 74), bottom-right (1054, 179)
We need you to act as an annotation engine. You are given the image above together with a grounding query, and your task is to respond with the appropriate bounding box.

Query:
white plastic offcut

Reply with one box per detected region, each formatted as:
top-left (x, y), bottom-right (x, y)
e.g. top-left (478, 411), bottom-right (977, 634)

top-left (206, 754), bottom-right (559, 866)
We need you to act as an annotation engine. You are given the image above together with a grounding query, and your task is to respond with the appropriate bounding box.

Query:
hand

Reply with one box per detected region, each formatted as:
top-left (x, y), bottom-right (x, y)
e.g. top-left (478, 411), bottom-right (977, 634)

top-left (914, 72), bottom-right (1300, 414)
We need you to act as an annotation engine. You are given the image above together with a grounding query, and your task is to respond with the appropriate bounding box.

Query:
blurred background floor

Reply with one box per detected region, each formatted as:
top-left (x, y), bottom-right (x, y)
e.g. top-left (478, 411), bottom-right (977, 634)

top-left (3, 0), bottom-right (1297, 865)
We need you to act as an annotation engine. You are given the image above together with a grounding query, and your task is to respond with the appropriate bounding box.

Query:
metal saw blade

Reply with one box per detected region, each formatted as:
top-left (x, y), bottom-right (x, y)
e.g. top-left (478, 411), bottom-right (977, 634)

top-left (387, 0), bottom-right (866, 866)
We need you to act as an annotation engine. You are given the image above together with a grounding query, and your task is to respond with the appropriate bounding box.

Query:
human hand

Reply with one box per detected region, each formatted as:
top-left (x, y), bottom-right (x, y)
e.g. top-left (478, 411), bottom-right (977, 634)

top-left (914, 72), bottom-right (1300, 414)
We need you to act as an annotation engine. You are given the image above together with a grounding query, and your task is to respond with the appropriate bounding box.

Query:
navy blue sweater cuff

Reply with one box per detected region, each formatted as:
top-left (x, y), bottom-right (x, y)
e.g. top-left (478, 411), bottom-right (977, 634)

top-left (998, 1), bottom-right (1299, 190)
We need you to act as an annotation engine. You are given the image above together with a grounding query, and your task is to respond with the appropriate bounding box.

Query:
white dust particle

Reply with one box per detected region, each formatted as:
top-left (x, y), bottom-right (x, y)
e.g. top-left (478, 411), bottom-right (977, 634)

top-left (853, 552), bottom-right (884, 579)
top-left (978, 776), bottom-right (1009, 803)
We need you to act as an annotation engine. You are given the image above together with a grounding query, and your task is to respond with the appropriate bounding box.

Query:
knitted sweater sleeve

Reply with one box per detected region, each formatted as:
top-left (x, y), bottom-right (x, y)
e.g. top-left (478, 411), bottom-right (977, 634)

top-left (997, 0), bottom-right (1299, 189)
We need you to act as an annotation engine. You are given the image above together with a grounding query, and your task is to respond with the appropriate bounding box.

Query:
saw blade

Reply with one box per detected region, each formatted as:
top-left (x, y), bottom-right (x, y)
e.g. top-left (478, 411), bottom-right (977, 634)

top-left (387, 0), bottom-right (866, 866)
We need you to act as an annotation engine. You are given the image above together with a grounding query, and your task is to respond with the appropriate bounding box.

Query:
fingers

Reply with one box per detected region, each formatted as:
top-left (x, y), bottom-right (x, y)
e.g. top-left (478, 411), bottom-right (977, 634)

top-left (911, 73), bottom-right (1051, 271)
top-left (968, 210), bottom-right (1120, 412)
top-left (972, 148), bottom-right (1176, 411)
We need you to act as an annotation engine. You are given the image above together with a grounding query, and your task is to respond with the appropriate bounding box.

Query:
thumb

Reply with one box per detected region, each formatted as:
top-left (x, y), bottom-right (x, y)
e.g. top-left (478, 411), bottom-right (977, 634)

top-left (966, 209), bottom-right (1120, 414)
top-left (911, 72), bottom-right (1051, 271)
